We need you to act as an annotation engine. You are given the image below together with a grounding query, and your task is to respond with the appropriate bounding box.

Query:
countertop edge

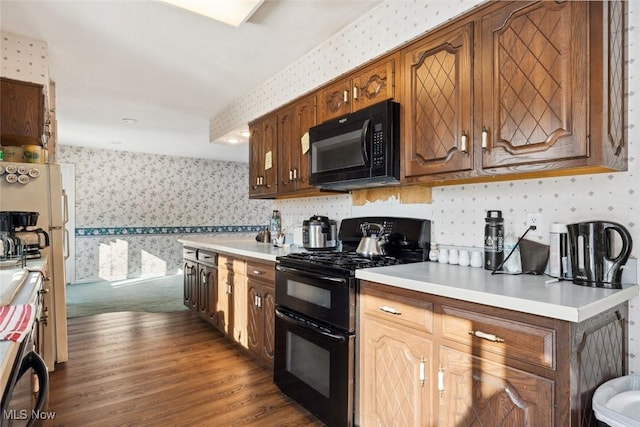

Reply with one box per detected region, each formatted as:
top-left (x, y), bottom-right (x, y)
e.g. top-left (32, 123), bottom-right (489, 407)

top-left (178, 237), bottom-right (300, 262)
top-left (356, 268), bottom-right (639, 322)
top-left (177, 238), bottom-right (639, 323)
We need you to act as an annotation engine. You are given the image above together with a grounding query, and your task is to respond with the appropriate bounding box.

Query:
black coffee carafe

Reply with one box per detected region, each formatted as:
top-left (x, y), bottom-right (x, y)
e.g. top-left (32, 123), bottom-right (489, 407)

top-left (567, 221), bottom-right (632, 289)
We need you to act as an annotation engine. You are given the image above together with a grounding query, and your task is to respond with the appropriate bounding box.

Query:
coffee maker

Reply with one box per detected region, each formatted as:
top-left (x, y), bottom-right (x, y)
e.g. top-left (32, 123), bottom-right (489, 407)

top-left (0, 211), bottom-right (24, 265)
top-left (0, 211), bottom-right (49, 261)
top-left (567, 221), bottom-right (632, 289)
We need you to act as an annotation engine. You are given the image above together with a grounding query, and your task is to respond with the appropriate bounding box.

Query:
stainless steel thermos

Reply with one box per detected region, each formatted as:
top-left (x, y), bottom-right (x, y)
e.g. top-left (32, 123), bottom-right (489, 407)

top-left (484, 210), bottom-right (504, 270)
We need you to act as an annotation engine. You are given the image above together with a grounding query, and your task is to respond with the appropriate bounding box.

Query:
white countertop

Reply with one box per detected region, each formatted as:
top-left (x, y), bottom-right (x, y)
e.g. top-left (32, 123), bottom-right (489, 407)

top-left (0, 259), bottom-right (45, 395)
top-left (178, 236), bottom-right (306, 262)
top-left (356, 261), bottom-right (639, 322)
top-left (178, 238), bottom-right (639, 323)
top-left (0, 267), bottom-right (28, 306)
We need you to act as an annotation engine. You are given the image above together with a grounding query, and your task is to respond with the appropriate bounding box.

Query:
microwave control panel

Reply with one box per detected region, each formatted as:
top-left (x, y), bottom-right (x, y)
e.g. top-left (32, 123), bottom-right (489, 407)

top-left (372, 122), bottom-right (384, 167)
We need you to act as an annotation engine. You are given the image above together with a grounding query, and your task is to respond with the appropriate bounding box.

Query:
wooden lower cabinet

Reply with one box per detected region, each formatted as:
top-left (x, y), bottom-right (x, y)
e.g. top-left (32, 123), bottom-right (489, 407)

top-left (358, 280), bottom-right (627, 427)
top-left (359, 314), bottom-right (433, 426)
top-left (182, 249), bottom-right (217, 325)
top-left (438, 346), bottom-right (553, 426)
top-left (182, 248), bottom-right (278, 369)
top-left (183, 258), bottom-right (198, 310)
top-left (246, 261), bottom-right (276, 368)
top-left (217, 254), bottom-right (247, 347)
top-left (197, 263), bottom-right (217, 324)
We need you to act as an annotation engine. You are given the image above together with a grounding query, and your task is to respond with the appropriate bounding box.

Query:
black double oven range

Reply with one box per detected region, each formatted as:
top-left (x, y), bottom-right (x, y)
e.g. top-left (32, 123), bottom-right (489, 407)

top-left (274, 216), bottom-right (430, 427)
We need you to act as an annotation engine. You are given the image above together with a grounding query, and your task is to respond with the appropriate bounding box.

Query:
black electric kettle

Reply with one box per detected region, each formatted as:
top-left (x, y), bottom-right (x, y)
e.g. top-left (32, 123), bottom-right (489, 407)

top-left (567, 221), bottom-right (632, 289)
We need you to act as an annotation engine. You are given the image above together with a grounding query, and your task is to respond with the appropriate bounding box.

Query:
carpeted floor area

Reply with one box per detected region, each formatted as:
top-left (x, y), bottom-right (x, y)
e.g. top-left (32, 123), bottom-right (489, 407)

top-left (65, 274), bottom-right (188, 318)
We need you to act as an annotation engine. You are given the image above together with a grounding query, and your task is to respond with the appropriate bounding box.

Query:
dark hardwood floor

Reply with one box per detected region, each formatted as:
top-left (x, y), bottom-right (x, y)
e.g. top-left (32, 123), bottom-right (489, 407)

top-left (43, 310), bottom-right (324, 426)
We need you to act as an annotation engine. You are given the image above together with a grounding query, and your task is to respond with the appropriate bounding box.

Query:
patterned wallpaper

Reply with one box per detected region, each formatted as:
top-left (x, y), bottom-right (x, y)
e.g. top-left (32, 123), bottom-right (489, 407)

top-left (1, 31), bottom-right (49, 86)
top-left (246, 1), bottom-right (640, 373)
top-left (210, 0), bottom-right (483, 139)
top-left (57, 145), bottom-right (272, 281)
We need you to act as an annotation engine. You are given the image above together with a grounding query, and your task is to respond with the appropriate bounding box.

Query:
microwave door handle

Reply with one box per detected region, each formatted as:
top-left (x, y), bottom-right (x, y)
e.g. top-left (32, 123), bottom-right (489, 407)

top-left (361, 118), bottom-right (370, 166)
top-left (275, 308), bottom-right (346, 343)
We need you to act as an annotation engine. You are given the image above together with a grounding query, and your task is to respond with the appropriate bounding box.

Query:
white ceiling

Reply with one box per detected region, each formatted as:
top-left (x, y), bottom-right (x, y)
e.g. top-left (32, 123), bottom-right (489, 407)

top-left (0, 0), bottom-right (381, 162)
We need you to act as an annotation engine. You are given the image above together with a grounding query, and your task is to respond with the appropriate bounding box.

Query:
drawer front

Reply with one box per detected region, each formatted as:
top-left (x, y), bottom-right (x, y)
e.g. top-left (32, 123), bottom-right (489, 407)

top-left (182, 247), bottom-right (198, 261)
top-left (441, 305), bottom-right (556, 370)
top-left (361, 284), bottom-right (433, 334)
top-left (219, 255), bottom-right (246, 275)
top-left (246, 260), bottom-right (275, 282)
top-left (197, 250), bottom-right (217, 266)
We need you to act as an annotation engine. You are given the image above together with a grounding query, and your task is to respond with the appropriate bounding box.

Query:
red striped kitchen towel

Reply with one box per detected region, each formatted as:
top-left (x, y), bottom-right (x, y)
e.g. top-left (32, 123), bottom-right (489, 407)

top-left (0, 304), bottom-right (35, 342)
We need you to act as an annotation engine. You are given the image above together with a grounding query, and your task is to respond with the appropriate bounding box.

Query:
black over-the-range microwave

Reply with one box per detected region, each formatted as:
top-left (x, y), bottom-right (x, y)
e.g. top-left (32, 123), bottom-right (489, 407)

top-left (308, 99), bottom-right (400, 190)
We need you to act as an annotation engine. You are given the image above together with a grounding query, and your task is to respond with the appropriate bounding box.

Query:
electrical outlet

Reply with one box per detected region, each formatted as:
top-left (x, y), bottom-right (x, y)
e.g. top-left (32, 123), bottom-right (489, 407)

top-left (526, 212), bottom-right (542, 236)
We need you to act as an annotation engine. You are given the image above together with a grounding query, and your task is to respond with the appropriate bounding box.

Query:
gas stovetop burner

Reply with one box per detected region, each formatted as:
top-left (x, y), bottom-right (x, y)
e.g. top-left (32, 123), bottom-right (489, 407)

top-left (278, 216), bottom-right (430, 276)
top-left (283, 251), bottom-right (402, 270)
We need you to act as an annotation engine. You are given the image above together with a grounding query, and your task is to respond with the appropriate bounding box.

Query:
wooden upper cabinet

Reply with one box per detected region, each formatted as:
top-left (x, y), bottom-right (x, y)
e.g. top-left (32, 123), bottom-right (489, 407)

top-left (318, 78), bottom-right (351, 123)
top-left (277, 94), bottom-right (316, 195)
top-left (248, 1), bottom-right (626, 191)
top-left (479, 1), bottom-right (589, 171)
top-left (318, 55), bottom-right (396, 123)
top-left (248, 123), bottom-right (262, 198)
top-left (1, 77), bottom-right (44, 145)
top-left (592, 0), bottom-right (626, 171)
top-left (352, 57), bottom-right (396, 112)
top-left (401, 0), bottom-right (625, 182)
top-left (248, 115), bottom-right (277, 199)
top-left (403, 22), bottom-right (474, 177)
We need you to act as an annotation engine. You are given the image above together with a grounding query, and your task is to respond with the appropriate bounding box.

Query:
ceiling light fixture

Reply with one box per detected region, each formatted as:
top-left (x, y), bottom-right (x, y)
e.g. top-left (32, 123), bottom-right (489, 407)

top-left (122, 118), bottom-right (138, 124)
top-left (160, 0), bottom-right (264, 27)
top-left (227, 137), bottom-right (240, 144)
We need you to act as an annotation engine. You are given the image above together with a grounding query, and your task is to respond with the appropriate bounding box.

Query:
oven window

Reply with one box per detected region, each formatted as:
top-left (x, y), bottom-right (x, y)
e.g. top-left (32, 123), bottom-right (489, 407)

top-left (312, 129), bottom-right (365, 173)
top-left (286, 280), bottom-right (331, 308)
top-left (286, 331), bottom-right (330, 397)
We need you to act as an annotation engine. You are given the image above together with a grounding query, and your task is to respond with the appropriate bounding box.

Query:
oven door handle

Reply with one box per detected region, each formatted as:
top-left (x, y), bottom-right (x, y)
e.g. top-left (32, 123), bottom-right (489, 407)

top-left (19, 351), bottom-right (48, 418)
top-left (275, 308), bottom-right (346, 343)
top-left (2, 350), bottom-right (49, 426)
top-left (276, 265), bottom-right (347, 283)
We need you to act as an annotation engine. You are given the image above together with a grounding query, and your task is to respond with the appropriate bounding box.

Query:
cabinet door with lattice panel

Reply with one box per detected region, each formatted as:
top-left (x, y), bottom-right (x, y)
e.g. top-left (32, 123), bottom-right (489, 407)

top-left (402, 22), bottom-right (473, 177)
top-left (359, 315), bottom-right (434, 427)
top-left (438, 345), bottom-right (554, 427)
top-left (480, 1), bottom-right (589, 170)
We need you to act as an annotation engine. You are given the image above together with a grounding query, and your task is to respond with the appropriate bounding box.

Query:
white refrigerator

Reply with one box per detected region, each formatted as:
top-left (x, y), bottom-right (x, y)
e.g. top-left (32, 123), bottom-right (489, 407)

top-left (0, 162), bottom-right (69, 370)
